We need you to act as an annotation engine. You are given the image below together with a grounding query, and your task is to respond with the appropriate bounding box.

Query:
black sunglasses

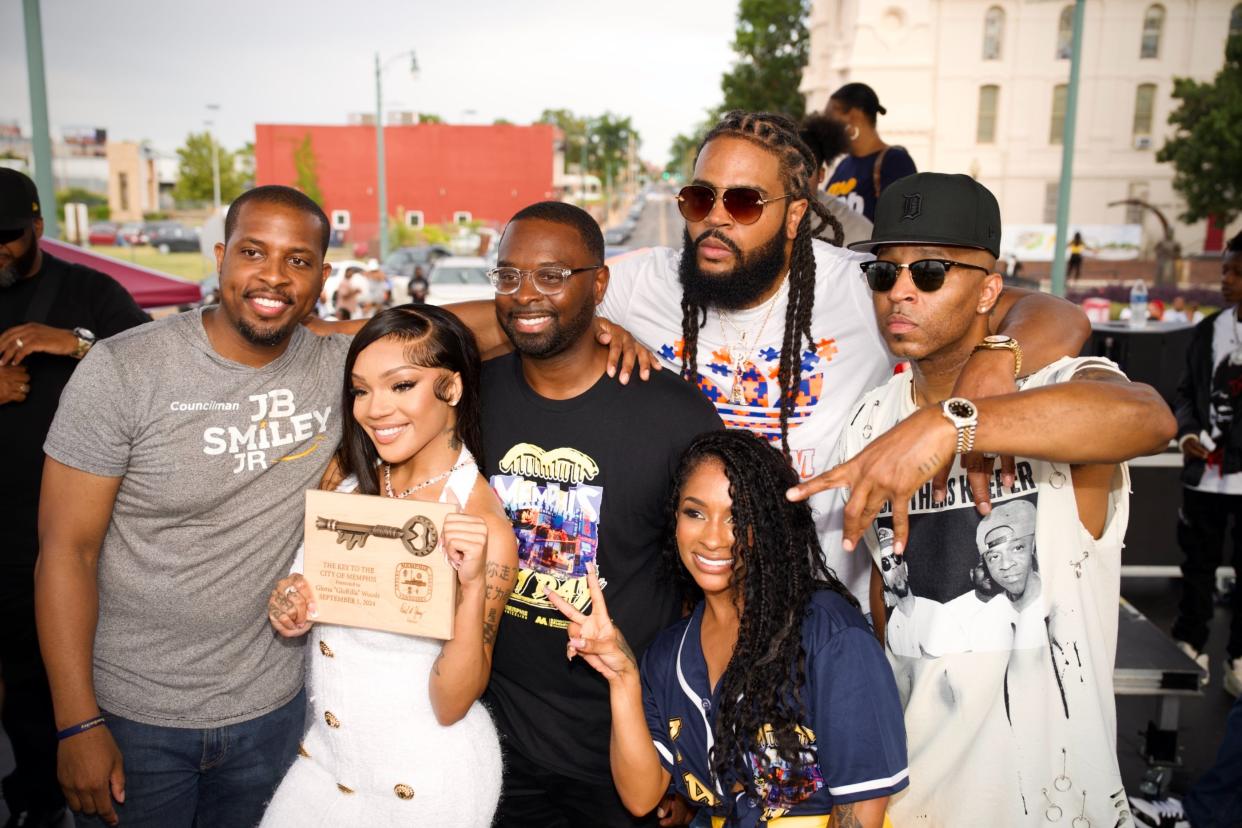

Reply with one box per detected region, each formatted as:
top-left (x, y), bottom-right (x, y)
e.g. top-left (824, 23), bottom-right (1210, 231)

top-left (676, 185), bottom-right (793, 225)
top-left (860, 259), bottom-right (992, 293)
top-left (881, 552), bottom-right (905, 571)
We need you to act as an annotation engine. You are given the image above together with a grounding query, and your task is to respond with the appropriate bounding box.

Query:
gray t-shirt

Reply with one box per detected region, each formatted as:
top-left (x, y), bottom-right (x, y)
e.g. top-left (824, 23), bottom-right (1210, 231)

top-left (45, 308), bottom-right (351, 727)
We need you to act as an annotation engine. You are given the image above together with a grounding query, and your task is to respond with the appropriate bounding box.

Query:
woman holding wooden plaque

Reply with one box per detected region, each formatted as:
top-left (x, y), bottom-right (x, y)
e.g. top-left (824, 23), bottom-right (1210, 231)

top-left (261, 306), bottom-right (518, 827)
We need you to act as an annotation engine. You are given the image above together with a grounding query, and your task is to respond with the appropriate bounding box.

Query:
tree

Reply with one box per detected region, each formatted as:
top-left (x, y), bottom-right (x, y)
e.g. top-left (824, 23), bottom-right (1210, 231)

top-left (586, 112), bottom-right (639, 188)
top-left (56, 187), bottom-right (109, 221)
top-left (416, 113), bottom-right (443, 124)
top-left (1156, 34), bottom-right (1242, 226)
top-left (293, 133), bottom-right (323, 205)
top-left (719, 0), bottom-right (811, 119)
top-left (173, 131), bottom-right (246, 205)
top-left (539, 108), bottom-right (589, 173)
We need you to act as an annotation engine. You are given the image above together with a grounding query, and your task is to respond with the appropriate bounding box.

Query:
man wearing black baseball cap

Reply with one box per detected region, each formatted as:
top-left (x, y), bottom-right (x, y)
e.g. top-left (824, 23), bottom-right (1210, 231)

top-left (792, 172), bottom-right (1176, 826)
top-left (0, 168), bottom-right (147, 828)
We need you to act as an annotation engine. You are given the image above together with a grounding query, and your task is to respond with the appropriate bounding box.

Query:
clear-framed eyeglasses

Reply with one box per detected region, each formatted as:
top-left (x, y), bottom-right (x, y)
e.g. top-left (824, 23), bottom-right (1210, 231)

top-left (487, 265), bottom-right (601, 296)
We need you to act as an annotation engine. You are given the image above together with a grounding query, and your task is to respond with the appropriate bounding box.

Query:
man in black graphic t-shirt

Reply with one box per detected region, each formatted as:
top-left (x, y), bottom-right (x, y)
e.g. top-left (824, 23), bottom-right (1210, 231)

top-left (480, 202), bottom-right (721, 827)
top-left (0, 169), bottom-right (148, 828)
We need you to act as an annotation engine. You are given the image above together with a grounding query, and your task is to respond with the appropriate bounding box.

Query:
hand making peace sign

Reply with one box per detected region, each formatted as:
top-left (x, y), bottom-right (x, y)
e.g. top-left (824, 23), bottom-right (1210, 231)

top-left (543, 562), bottom-right (638, 682)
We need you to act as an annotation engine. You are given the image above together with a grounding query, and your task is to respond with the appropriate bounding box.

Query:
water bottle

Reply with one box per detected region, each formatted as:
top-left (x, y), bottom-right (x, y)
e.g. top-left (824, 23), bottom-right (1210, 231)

top-left (1129, 280), bottom-right (1149, 329)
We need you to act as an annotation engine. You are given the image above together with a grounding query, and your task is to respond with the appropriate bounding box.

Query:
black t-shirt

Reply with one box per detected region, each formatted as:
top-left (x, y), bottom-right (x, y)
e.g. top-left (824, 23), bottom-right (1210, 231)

top-left (825, 146), bottom-right (918, 222)
top-left (0, 253), bottom-right (149, 567)
top-left (480, 352), bottom-right (723, 782)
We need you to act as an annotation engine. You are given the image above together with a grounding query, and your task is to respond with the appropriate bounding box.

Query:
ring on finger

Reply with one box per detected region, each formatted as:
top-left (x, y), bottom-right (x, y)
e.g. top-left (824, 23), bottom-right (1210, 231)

top-left (15, 337), bottom-right (24, 349)
top-left (283, 585), bottom-right (299, 597)
top-left (19, 383), bottom-right (29, 394)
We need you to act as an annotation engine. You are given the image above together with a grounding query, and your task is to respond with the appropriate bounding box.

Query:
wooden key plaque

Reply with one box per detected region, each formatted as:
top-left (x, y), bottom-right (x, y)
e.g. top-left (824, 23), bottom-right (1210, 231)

top-left (303, 489), bottom-right (457, 640)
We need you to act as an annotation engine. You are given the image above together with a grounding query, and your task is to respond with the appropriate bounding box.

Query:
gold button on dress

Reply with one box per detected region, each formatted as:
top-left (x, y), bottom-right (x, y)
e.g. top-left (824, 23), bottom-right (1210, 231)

top-left (324, 711), bottom-right (340, 728)
top-left (319, 640), bottom-right (334, 657)
top-left (394, 784), bottom-right (415, 800)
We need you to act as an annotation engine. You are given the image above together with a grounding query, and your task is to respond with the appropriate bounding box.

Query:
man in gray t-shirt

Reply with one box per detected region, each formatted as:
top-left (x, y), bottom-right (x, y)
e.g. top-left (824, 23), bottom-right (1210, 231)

top-left (36, 186), bottom-right (350, 828)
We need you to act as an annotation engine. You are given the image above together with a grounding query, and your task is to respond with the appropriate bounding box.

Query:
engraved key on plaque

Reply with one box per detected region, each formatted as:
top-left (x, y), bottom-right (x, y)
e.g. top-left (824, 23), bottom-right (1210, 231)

top-left (315, 515), bottom-right (438, 557)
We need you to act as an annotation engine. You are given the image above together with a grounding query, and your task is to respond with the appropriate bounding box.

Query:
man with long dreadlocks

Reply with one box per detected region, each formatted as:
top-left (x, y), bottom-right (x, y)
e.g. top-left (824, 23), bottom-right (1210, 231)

top-left (601, 110), bottom-right (1090, 607)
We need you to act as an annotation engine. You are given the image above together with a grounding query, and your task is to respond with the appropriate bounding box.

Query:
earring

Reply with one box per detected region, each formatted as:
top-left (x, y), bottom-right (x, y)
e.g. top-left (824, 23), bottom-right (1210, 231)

top-left (847, 124), bottom-right (861, 141)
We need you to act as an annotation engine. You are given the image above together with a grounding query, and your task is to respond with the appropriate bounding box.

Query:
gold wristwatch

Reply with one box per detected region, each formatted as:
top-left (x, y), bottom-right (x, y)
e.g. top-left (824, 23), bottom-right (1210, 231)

top-left (973, 334), bottom-right (1022, 378)
top-left (72, 327), bottom-right (96, 359)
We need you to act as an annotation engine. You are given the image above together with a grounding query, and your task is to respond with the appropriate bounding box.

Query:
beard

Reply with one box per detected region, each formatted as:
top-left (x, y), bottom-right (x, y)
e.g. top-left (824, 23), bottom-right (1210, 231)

top-left (497, 295), bottom-right (596, 359)
top-left (236, 317), bottom-right (299, 348)
top-left (677, 225), bottom-right (789, 310)
top-left (0, 229), bottom-right (40, 289)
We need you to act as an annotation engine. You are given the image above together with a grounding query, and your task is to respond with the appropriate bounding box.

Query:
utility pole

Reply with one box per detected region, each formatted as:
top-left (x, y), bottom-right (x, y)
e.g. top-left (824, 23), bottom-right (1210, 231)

top-left (1050, 0), bottom-right (1086, 297)
top-left (375, 51), bottom-right (388, 260)
top-left (206, 103), bottom-right (221, 212)
top-left (22, 0), bottom-right (57, 238)
top-left (374, 50), bottom-right (418, 261)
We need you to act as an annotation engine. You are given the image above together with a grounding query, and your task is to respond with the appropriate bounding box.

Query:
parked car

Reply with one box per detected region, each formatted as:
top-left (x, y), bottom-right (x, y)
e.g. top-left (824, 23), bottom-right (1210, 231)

top-left (147, 221), bottom-right (200, 253)
top-left (604, 224), bottom-right (633, 245)
top-left (424, 256), bottom-right (493, 306)
top-left (88, 223), bottom-right (119, 246)
top-left (382, 245), bottom-right (451, 279)
top-left (118, 222), bottom-right (148, 246)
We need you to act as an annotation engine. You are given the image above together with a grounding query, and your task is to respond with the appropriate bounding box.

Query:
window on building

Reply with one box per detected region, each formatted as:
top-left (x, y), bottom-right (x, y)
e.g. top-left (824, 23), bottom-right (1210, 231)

top-left (1043, 182), bottom-right (1060, 224)
top-left (1231, 3), bottom-right (1242, 35)
top-left (405, 210), bottom-right (424, 229)
top-left (1056, 5), bottom-right (1074, 59)
top-left (453, 211), bottom-right (473, 225)
top-left (1049, 84), bottom-right (1068, 144)
top-left (1132, 83), bottom-right (1157, 144)
top-left (1125, 181), bottom-right (1150, 224)
top-left (977, 85), bottom-right (1000, 143)
top-left (331, 210), bottom-right (350, 230)
top-left (983, 6), bottom-right (1005, 60)
top-left (1140, 5), bottom-right (1165, 58)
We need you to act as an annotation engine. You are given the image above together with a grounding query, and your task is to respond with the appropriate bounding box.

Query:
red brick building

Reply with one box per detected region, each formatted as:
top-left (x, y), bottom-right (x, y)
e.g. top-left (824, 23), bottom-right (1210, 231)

top-left (254, 122), bottom-right (561, 247)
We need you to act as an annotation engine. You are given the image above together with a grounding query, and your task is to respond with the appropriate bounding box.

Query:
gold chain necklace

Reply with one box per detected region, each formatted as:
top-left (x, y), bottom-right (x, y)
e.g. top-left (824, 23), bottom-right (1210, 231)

top-left (716, 284), bottom-right (783, 405)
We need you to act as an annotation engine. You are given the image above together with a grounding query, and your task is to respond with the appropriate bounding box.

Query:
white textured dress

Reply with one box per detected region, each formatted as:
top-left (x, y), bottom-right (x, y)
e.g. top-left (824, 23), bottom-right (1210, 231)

top-left (261, 458), bottom-right (502, 827)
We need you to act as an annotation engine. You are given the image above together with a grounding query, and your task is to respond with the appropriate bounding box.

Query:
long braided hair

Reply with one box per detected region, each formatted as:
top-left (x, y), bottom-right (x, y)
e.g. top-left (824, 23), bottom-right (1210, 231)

top-left (680, 111), bottom-right (844, 459)
top-left (663, 430), bottom-right (858, 803)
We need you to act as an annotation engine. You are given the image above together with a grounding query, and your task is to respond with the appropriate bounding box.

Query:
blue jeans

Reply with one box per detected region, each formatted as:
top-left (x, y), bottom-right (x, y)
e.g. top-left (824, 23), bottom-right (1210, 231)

top-left (74, 689), bottom-right (305, 828)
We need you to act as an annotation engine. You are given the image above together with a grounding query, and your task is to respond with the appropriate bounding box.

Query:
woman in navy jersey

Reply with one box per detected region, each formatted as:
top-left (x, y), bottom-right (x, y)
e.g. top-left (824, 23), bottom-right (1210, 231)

top-left (547, 430), bottom-right (908, 828)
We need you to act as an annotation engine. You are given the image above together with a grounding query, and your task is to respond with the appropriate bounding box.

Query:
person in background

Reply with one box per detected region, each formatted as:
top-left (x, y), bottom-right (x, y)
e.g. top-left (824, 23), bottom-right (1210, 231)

top-left (1067, 232), bottom-right (1086, 282)
top-left (799, 112), bottom-right (874, 247)
top-left (824, 83), bottom-right (917, 223)
top-left (1165, 295), bottom-right (1190, 324)
top-left (363, 263), bottom-right (392, 316)
top-left (334, 265), bottom-right (366, 320)
top-left (1171, 230), bottom-right (1242, 698)
top-left (0, 168), bottom-right (149, 828)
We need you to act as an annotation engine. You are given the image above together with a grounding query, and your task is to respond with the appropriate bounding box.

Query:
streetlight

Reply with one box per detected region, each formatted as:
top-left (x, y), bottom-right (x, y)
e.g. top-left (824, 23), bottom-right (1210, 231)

top-left (206, 103), bottom-right (221, 212)
top-left (375, 50), bottom-right (418, 261)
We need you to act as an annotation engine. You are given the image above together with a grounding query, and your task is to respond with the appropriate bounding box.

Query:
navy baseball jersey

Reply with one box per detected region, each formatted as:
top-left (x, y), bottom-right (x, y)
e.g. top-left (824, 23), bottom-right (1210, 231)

top-left (640, 590), bottom-right (909, 826)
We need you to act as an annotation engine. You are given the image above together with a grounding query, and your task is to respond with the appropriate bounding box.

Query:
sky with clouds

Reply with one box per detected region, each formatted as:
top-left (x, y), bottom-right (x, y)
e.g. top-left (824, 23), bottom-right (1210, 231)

top-left (1, 0), bottom-right (741, 164)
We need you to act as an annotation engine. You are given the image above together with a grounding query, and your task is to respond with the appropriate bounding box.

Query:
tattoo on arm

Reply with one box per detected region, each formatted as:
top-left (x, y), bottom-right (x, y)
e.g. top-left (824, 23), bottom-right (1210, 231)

top-left (832, 803), bottom-right (862, 828)
top-left (918, 452), bottom-right (945, 477)
top-left (482, 607), bottom-right (499, 646)
top-left (485, 561), bottom-right (516, 582)
top-left (432, 650), bottom-right (445, 677)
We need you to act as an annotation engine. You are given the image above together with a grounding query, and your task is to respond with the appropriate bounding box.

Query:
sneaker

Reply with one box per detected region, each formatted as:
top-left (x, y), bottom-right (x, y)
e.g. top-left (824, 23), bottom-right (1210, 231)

top-left (1175, 640), bottom-right (1210, 686)
top-left (1225, 658), bottom-right (1242, 698)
